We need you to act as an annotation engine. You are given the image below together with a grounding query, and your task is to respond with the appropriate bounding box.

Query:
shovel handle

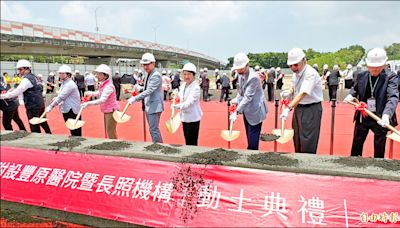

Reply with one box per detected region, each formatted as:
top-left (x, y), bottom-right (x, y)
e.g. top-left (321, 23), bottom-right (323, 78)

top-left (346, 99), bottom-right (400, 135)
top-left (171, 93), bottom-right (176, 119)
top-left (39, 111), bottom-right (47, 120)
top-left (229, 119), bottom-right (234, 135)
top-left (121, 103), bottom-right (130, 118)
top-left (75, 107), bottom-right (84, 125)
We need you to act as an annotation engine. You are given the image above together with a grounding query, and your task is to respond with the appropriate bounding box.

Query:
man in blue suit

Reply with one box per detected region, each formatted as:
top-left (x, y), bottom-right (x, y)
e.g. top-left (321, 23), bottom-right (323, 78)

top-left (344, 48), bottom-right (399, 158)
top-left (128, 53), bottom-right (164, 143)
top-left (230, 53), bottom-right (268, 150)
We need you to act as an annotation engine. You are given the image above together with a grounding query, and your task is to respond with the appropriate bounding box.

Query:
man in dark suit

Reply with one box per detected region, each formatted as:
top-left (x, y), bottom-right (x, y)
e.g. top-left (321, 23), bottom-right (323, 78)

top-left (73, 70), bottom-right (85, 98)
top-left (112, 71), bottom-right (122, 101)
top-left (327, 65), bottom-right (340, 101)
top-left (344, 48), bottom-right (399, 158)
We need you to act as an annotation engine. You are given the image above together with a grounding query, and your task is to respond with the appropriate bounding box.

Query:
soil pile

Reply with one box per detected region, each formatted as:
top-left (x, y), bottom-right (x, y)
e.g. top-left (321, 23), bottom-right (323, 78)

top-left (260, 133), bottom-right (279, 142)
top-left (187, 148), bottom-right (239, 165)
top-left (333, 157), bottom-right (400, 171)
top-left (48, 137), bottom-right (86, 150)
top-left (1, 131), bottom-right (30, 141)
top-left (144, 143), bottom-right (180, 154)
top-left (248, 152), bottom-right (299, 167)
top-left (88, 141), bottom-right (131, 150)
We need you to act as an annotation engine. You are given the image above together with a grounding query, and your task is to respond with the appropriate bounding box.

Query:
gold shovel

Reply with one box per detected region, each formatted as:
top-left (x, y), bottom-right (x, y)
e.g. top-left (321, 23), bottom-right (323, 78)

top-left (347, 99), bottom-right (400, 142)
top-left (29, 111), bottom-right (48, 125)
top-left (220, 119), bottom-right (240, 142)
top-left (166, 93), bottom-right (181, 134)
top-left (65, 107), bottom-right (85, 130)
top-left (272, 101), bottom-right (294, 144)
top-left (113, 103), bottom-right (131, 123)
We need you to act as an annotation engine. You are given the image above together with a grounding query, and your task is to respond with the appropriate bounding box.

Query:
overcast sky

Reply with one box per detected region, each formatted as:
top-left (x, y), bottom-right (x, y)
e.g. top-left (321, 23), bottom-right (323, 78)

top-left (1, 1), bottom-right (400, 62)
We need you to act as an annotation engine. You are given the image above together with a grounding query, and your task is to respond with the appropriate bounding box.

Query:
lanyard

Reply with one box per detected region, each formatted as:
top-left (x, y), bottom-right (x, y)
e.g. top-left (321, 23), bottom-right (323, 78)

top-left (368, 73), bottom-right (380, 98)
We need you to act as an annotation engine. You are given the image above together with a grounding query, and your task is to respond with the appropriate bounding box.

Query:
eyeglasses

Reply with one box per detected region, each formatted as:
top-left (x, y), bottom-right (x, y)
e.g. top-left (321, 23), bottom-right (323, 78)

top-left (289, 63), bottom-right (299, 68)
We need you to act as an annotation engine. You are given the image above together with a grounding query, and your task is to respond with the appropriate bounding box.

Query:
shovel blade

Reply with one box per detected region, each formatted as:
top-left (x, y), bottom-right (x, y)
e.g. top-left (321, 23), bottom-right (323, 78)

top-left (165, 114), bottom-right (181, 134)
top-left (220, 130), bottom-right (240, 142)
top-left (272, 128), bottom-right (294, 144)
top-left (112, 111), bottom-right (131, 123)
top-left (65, 119), bottom-right (85, 130)
top-left (29, 117), bottom-right (48, 125)
top-left (387, 133), bottom-right (400, 143)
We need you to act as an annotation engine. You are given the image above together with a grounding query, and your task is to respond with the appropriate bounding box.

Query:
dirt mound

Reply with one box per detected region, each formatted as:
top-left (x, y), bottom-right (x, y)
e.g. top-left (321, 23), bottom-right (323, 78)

top-left (186, 148), bottom-right (240, 165)
top-left (248, 152), bottom-right (299, 167)
top-left (48, 137), bottom-right (86, 150)
top-left (333, 156), bottom-right (400, 171)
top-left (1, 131), bottom-right (30, 141)
top-left (88, 141), bottom-right (131, 151)
top-left (144, 143), bottom-right (181, 154)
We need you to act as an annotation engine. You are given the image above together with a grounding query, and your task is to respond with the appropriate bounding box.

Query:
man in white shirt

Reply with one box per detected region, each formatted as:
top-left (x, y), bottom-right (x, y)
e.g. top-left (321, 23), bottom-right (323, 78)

top-left (0, 59), bottom-right (51, 134)
top-left (343, 64), bottom-right (354, 89)
top-left (280, 48), bottom-right (323, 154)
top-left (85, 72), bottom-right (96, 91)
top-left (46, 65), bottom-right (82, 136)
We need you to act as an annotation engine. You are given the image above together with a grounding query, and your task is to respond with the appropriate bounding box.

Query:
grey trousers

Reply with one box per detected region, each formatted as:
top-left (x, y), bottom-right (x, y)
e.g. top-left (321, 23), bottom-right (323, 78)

top-left (146, 112), bottom-right (163, 143)
top-left (292, 102), bottom-right (322, 154)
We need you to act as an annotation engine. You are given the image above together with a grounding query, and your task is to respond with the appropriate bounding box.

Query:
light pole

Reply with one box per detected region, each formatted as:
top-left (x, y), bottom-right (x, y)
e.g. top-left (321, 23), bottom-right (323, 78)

top-left (94, 6), bottom-right (101, 34)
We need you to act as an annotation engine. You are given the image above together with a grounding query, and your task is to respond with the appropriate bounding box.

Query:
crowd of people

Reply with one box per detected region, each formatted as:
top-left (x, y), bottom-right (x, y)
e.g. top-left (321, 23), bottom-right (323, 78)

top-left (1, 48), bottom-right (399, 158)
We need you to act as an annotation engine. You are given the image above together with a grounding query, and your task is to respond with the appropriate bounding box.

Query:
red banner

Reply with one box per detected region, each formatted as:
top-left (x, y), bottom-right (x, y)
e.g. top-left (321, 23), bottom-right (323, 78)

top-left (1, 146), bottom-right (399, 227)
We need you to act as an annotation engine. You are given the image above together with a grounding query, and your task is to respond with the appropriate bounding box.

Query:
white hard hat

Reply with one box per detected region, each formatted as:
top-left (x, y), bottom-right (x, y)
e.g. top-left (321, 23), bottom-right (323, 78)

top-left (37, 73), bottom-right (43, 78)
top-left (357, 64), bottom-right (362, 69)
top-left (140, 52), bottom-right (156, 64)
top-left (95, 64), bottom-right (111, 75)
top-left (167, 70), bottom-right (172, 74)
top-left (287, 48), bottom-right (306, 65)
top-left (138, 69), bottom-right (143, 73)
top-left (200, 69), bottom-right (204, 73)
top-left (333, 65), bottom-right (339, 70)
top-left (347, 64), bottom-right (352, 69)
top-left (313, 63), bottom-right (318, 68)
top-left (204, 67), bottom-right (208, 71)
top-left (16, 59), bottom-right (32, 69)
top-left (162, 69), bottom-right (167, 74)
top-left (115, 70), bottom-right (119, 74)
top-left (182, 62), bottom-right (196, 73)
top-left (134, 68), bottom-right (139, 72)
top-left (58, 65), bottom-right (72, 74)
top-left (366, 48), bottom-right (387, 67)
top-left (223, 72), bottom-right (227, 76)
top-left (215, 69), bottom-right (219, 73)
top-left (323, 64), bottom-right (328, 70)
top-left (255, 65), bottom-right (260, 71)
top-left (260, 68), bottom-right (265, 73)
top-left (276, 67), bottom-right (281, 71)
top-left (231, 52), bottom-right (249, 71)
top-left (177, 69), bottom-right (182, 73)
top-left (75, 70), bottom-right (80, 74)
top-left (49, 72), bottom-right (55, 76)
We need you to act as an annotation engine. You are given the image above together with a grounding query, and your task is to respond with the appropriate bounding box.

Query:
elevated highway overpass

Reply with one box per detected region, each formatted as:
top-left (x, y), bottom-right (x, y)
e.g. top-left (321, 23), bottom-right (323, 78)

top-left (0, 20), bottom-right (222, 69)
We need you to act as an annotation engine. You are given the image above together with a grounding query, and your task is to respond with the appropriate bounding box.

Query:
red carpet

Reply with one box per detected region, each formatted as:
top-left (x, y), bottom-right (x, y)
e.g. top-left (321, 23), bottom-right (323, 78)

top-left (4, 100), bottom-right (399, 160)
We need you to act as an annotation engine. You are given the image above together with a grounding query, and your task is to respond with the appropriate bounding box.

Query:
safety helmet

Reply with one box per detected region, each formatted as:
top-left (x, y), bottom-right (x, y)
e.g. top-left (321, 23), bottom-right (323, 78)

top-left (58, 65), bottom-right (72, 74)
top-left (365, 48), bottom-right (387, 67)
top-left (287, 48), bottom-right (306, 65)
top-left (162, 69), bottom-right (167, 74)
top-left (140, 53), bottom-right (156, 64)
top-left (231, 52), bottom-right (249, 71)
top-left (16, 59), bottom-right (32, 69)
top-left (347, 64), bottom-right (352, 69)
top-left (323, 64), bottom-right (328, 70)
top-left (95, 64), bottom-right (111, 76)
top-left (182, 62), bottom-right (196, 74)
top-left (49, 72), bottom-right (55, 76)
top-left (215, 69), bottom-right (219, 73)
top-left (276, 67), bottom-right (281, 72)
top-left (254, 65), bottom-right (260, 71)
top-left (333, 65), bottom-right (339, 70)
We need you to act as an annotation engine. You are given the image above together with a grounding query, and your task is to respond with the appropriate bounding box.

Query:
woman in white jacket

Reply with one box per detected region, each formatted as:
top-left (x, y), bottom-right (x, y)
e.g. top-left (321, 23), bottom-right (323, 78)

top-left (171, 62), bottom-right (203, 146)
